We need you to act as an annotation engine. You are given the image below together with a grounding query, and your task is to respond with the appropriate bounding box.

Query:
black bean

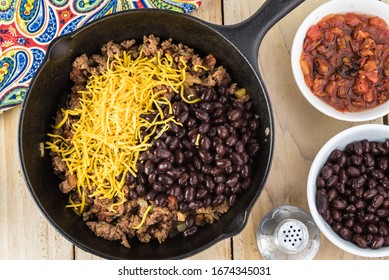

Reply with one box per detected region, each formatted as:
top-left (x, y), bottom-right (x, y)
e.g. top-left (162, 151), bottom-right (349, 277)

top-left (332, 164), bottom-right (341, 175)
top-left (210, 167), bottom-right (223, 176)
top-left (249, 118), bottom-right (259, 131)
top-left (364, 188), bottom-right (379, 200)
top-left (183, 226), bottom-right (198, 237)
top-left (327, 175), bottom-right (338, 188)
top-left (334, 222), bottom-right (345, 234)
top-left (340, 227), bottom-right (353, 241)
top-left (321, 166), bottom-right (333, 180)
top-left (177, 111), bottom-right (189, 123)
top-left (226, 134), bottom-right (238, 147)
top-left (203, 195), bottom-right (213, 206)
top-left (196, 188), bottom-right (208, 199)
top-left (184, 150), bottom-right (194, 160)
top-left (362, 213), bottom-right (376, 223)
top-left (333, 198), bottom-right (347, 210)
top-left (371, 195), bottom-right (384, 208)
top-left (188, 172), bottom-right (197, 186)
top-left (138, 174), bottom-right (147, 185)
top-left (144, 160), bottom-right (154, 176)
top-left (215, 184), bottom-right (226, 195)
top-left (379, 224), bottom-right (389, 236)
top-left (332, 209), bottom-right (342, 221)
top-left (367, 205), bottom-right (377, 214)
top-left (355, 199), bottom-right (367, 210)
top-left (214, 175), bottom-right (226, 184)
top-left (217, 125), bottom-right (229, 140)
top-left (200, 135), bottom-right (212, 150)
top-left (128, 190), bottom-right (138, 200)
top-left (154, 148), bottom-right (172, 159)
top-left (370, 141), bottom-right (380, 155)
top-left (329, 149), bottom-right (342, 162)
top-left (153, 182), bottom-right (164, 192)
top-left (185, 214), bottom-right (195, 228)
top-left (350, 155), bottom-right (362, 166)
top-left (347, 166), bottom-right (361, 177)
top-left (368, 224), bottom-right (379, 235)
top-left (227, 109), bottom-right (243, 121)
top-left (354, 235), bottom-right (368, 248)
top-left (344, 218), bottom-right (355, 228)
top-left (316, 190), bottom-right (329, 214)
top-left (215, 158), bottom-right (232, 169)
top-left (339, 153), bottom-right (348, 167)
top-left (198, 122), bottom-right (210, 134)
top-left (367, 177), bottom-right (378, 189)
top-left (136, 184), bottom-right (146, 196)
top-left (185, 117), bottom-right (197, 128)
top-left (371, 236), bottom-right (384, 249)
top-left (158, 174), bottom-right (173, 185)
top-left (377, 186), bottom-right (388, 198)
top-left (212, 194), bottom-right (225, 206)
top-left (241, 178), bottom-right (251, 189)
top-left (317, 176), bottom-right (326, 188)
top-left (145, 190), bottom-right (157, 201)
top-left (241, 164), bottom-right (251, 179)
top-left (155, 194), bottom-right (167, 206)
top-left (230, 152), bottom-right (244, 165)
top-left (353, 141), bottom-right (363, 155)
top-left (179, 202), bottom-right (189, 213)
top-left (225, 165), bottom-right (234, 174)
top-left (201, 88), bottom-right (215, 101)
top-left (363, 153), bottom-right (375, 167)
top-left (189, 200), bottom-right (204, 209)
top-left (125, 172), bottom-right (136, 186)
top-left (371, 169), bottom-right (385, 180)
top-left (157, 161), bottom-right (172, 173)
top-left (172, 185), bottom-right (183, 197)
top-left (351, 176), bottom-right (366, 189)
top-left (174, 150), bottom-right (184, 165)
top-left (172, 102), bottom-right (185, 116)
top-left (198, 149), bottom-right (213, 163)
top-left (184, 187), bottom-right (196, 202)
top-left (228, 194), bottom-right (237, 206)
top-left (194, 109), bottom-right (210, 122)
top-left (378, 157), bottom-right (389, 171)
top-left (377, 208), bottom-right (389, 217)
top-left (214, 108), bottom-right (224, 117)
top-left (327, 188), bottom-right (337, 202)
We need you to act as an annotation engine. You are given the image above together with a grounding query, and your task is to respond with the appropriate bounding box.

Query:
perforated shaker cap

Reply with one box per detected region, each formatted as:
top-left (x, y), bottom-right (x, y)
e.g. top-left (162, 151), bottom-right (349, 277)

top-left (256, 206), bottom-right (320, 260)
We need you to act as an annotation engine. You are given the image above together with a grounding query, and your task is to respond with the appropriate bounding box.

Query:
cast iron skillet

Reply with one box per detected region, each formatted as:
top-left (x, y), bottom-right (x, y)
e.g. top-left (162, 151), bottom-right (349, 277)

top-left (19, 0), bottom-right (303, 259)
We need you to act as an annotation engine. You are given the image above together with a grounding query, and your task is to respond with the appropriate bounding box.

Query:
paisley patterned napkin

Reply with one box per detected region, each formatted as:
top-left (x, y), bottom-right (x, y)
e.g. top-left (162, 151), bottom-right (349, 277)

top-left (0, 0), bottom-right (202, 113)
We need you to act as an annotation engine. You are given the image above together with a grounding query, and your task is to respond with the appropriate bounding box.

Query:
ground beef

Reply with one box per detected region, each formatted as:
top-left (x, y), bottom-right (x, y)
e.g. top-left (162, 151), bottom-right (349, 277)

top-left (52, 156), bottom-right (67, 174)
top-left (87, 221), bottom-right (130, 248)
top-left (58, 174), bottom-right (77, 193)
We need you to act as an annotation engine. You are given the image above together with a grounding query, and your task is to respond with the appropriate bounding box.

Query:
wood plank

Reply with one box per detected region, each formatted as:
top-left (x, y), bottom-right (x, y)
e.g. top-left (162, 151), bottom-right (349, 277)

top-left (229, 0), bottom-right (386, 260)
top-left (0, 107), bottom-right (73, 259)
top-left (74, 0), bottom-right (225, 260)
top-left (223, 0), bottom-right (265, 24)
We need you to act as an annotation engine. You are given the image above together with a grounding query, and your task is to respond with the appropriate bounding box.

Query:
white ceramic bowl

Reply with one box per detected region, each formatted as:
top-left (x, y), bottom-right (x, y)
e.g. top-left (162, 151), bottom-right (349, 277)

top-left (291, 0), bottom-right (389, 122)
top-left (307, 124), bottom-right (389, 257)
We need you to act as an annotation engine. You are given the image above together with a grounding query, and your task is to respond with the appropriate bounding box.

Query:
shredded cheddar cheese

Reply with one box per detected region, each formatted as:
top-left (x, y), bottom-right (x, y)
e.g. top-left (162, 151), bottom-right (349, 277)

top-left (132, 205), bottom-right (152, 229)
top-left (46, 49), bottom-right (201, 214)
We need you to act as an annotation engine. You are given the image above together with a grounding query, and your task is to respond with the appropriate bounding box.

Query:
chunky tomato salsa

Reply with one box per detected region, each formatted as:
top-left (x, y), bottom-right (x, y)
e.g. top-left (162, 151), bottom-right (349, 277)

top-left (300, 13), bottom-right (389, 112)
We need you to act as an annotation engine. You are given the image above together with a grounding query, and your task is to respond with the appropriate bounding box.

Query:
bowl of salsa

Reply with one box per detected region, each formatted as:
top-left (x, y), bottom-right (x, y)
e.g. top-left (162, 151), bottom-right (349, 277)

top-left (291, 0), bottom-right (389, 122)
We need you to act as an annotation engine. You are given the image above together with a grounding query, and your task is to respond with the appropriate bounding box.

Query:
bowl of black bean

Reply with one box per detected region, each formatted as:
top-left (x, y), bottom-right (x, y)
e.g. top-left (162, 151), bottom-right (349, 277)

top-left (307, 124), bottom-right (389, 257)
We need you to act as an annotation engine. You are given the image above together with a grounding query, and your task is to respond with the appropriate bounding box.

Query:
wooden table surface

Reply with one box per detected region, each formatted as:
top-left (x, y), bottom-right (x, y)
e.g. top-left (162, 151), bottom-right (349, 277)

top-left (1, 0), bottom-right (389, 260)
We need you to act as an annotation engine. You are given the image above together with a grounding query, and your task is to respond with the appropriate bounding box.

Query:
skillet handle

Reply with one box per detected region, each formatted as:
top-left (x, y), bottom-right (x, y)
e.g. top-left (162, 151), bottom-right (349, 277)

top-left (211, 0), bottom-right (304, 72)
